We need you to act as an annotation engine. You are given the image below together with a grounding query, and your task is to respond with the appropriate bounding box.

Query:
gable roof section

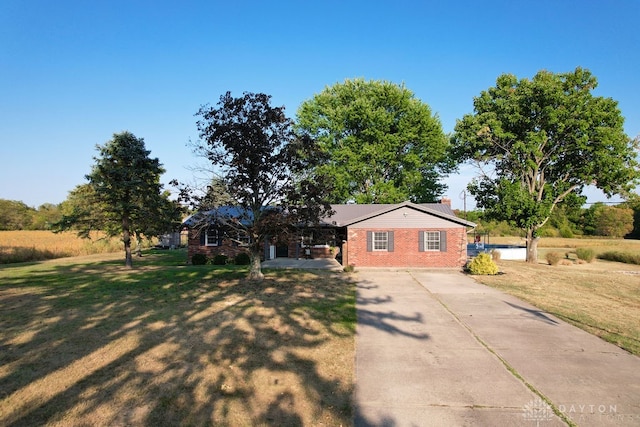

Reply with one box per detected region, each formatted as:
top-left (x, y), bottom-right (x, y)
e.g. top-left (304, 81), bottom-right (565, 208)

top-left (324, 201), bottom-right (476, 228)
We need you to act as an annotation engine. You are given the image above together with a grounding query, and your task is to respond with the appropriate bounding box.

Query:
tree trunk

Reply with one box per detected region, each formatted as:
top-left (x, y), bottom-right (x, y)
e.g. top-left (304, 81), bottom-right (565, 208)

top-left (247, 249), bottom-right (264, 281)
top-left (123, 217), bottom-right (133, 268)
top-left (135, 233), bottom-right (143, 257)
top-left (526, 228), bottom-right (539, 263)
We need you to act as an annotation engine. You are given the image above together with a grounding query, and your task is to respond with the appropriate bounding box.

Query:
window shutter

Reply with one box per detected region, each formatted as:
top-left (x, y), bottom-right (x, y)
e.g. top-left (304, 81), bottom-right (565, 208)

top-left (200, 230), bottom-right (205, 246)
top-left (388, 231), bottom-right (394, 252)
top-left (440, 230), bottom-right (447, 252)
top-left (419, 231), bottom-right (425, 252)
top-left (217, 230), bottom-right (223, 246)
top-left (366, 231), bottom-right (372, 252)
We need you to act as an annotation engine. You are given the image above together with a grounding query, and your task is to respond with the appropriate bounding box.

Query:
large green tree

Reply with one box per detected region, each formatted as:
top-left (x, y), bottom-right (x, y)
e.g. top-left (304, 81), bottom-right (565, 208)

top-left (58, 132), bottom-right (180, 267)
top-left (296, 78), bottom-right (449, 203)
top-left (453, 68), bottom-right (640, 262)
top-left (193, 92), bottom-right (332, 281)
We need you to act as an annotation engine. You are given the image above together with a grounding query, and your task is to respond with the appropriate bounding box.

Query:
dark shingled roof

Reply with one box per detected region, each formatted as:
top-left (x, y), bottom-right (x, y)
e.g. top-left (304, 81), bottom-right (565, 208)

top-left (184, 201), bottom-right (476, 229)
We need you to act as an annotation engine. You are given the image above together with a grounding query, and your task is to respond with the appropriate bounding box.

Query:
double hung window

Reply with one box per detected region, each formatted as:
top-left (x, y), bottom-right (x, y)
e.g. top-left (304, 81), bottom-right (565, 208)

top-left (373, 231), bottom-right (389, 251)
top-left (205, 229), bottom-right (219, 246)
top-left (366, 231), bottom-right (394, 252)
top-left (419, 230), bottom-right (447, 252)
top-left (424, 231), bottom-right (440, 251)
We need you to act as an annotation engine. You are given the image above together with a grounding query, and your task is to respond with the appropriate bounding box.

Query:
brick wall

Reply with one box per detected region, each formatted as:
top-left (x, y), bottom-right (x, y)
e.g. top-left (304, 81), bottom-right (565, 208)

top-left (347, 227), bottom-right (468, 268)
top-left (187, 230), bottom-right (249, 263)
top-left (187, 226), bottom-right (468, 267)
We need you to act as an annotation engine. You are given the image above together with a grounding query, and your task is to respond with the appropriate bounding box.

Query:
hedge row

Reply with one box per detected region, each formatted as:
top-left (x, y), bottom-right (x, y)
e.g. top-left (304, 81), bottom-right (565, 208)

top-left (191, 252), bottom-right (251, 266)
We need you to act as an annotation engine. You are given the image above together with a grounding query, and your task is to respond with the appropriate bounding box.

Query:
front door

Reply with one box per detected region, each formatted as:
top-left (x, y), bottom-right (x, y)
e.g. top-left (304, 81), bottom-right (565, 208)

top-left (276, 244), bottom-right (289, 258)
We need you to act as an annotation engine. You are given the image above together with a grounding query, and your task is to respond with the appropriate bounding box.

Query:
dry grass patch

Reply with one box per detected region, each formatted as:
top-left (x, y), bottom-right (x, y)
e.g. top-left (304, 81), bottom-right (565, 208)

top-left (0, 230), bottom-right (128, 263)
top-left (473, 258), bottom-right (640, 355)
top-left (0, 250), bottom-right (355, 426)
top-left (489, 236), bottom-right (640, 257)
top-left (488, 236), bottom-right (640, 269)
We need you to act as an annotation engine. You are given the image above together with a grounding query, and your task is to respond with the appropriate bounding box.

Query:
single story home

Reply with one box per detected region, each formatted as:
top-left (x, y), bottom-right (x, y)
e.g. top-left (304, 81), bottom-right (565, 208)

top-left (185, 199), bottom-right (476, 268)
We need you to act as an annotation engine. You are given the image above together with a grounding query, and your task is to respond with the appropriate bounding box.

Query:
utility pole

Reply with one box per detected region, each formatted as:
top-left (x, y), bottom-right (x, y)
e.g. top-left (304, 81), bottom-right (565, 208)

top-left (460, 190), bottom-right (467, 220)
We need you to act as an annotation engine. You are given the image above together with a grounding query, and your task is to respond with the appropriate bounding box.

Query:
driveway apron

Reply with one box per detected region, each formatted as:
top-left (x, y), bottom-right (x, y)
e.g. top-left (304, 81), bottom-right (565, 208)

top-left (354, 269), bottom-right (640, 426)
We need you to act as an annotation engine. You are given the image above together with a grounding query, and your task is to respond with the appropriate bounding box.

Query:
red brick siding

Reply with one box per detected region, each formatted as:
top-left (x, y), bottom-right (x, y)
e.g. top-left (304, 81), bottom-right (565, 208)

top-left (187, 230), bottom-right (249, 262)
top-left (347, 227), bottom-right (467, 268)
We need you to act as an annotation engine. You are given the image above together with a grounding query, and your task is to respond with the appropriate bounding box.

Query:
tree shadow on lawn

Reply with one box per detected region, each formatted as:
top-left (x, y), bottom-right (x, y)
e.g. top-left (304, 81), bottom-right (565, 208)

top-left (0, 252), bottom-right (355, 426)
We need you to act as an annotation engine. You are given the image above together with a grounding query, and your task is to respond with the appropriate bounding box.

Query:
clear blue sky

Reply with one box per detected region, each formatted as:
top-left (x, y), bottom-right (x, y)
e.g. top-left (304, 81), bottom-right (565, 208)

top-left (2, 0), bottom-right (639, 210)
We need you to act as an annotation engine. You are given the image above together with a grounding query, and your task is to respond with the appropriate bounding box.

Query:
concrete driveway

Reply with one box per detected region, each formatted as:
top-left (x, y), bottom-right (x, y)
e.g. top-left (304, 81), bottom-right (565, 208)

top-left (355, 269), bottom-right (640, 426)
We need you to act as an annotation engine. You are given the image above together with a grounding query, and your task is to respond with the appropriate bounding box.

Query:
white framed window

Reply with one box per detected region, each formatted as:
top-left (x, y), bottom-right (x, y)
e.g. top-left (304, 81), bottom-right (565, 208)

top-left (237, 231), bottom-right (251, 246)
top-left (205, 229), bottom-right (219, 246)
top-left (373, 231), bottom-right (388, 251)
top-left (424, 231), bottom-right (440, 251)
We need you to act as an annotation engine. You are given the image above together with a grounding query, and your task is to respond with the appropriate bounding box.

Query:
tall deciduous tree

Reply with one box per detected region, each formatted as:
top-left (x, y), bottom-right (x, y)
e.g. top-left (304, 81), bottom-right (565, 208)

top-left (194, 92), bottom-right (332, 281)
top-left (59, 132), bottom-right (180, 267)
top-left (453, 68), bottom-right (640, 262)
top-left (296, 78), bottom-right (450, 203)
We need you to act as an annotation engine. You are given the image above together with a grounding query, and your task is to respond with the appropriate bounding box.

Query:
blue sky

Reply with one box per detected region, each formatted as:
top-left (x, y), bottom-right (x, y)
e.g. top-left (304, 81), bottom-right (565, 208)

top-left (1, 0), bottom-right (639, 210)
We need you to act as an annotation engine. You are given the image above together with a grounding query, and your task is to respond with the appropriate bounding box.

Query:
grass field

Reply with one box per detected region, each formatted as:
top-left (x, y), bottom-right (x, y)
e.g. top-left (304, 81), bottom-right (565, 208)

top-left (0, 230), bottom-right (142, 264)
top-left (489, 235), bottom-right (640, 254)
top-left (0, 249), bottom-right (356, 426)
top-left (472, 253), bottom-right (640, 356)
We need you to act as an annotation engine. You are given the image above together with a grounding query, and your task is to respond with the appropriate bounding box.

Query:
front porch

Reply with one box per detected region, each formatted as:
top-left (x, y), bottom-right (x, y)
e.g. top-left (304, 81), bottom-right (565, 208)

top-left (261, 257), bottom-right (343, 271)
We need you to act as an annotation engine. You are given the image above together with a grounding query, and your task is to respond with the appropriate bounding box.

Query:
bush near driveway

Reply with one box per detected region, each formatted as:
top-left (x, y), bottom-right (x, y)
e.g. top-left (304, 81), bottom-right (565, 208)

top-left (467, 253), bottom-right (499, 275)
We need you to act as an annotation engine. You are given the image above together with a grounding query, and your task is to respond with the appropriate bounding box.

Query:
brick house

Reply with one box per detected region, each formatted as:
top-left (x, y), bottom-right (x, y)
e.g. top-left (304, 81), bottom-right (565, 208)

top-left (328, 200), bottom-right (476, 268)
top-left (185, 200), bottom-right (476, 268)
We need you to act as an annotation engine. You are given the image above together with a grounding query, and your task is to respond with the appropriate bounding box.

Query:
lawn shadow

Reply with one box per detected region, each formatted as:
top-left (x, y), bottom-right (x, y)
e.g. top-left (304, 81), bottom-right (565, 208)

top-left (0, 250), bottom-right (354, 426)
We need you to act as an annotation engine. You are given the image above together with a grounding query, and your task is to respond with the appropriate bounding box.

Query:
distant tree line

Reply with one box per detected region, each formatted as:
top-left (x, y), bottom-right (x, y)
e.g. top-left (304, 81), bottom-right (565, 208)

top-left (459, 200), bottom-right (639, 239)
top-left (0, 199), bottom-right (62, 230)
top-left (3, 195), bottom-right (639, 240)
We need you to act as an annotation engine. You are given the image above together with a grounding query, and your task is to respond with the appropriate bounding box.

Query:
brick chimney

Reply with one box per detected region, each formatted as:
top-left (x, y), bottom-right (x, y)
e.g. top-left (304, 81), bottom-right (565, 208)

top-left (440, 197), bottom-right (451, 206)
